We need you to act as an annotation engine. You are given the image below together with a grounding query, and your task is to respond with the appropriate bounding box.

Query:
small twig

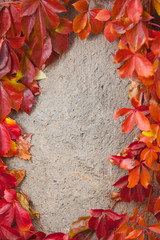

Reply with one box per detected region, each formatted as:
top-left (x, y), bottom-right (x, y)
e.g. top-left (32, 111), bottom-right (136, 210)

top-left (149, 22), bottom-right (160, 29)
top-left (84, 231), bottom-right (94, 240)
top-left (110, 200), bottom-right (119, 210)
top-left (149, 0), bottom-right (151, 14)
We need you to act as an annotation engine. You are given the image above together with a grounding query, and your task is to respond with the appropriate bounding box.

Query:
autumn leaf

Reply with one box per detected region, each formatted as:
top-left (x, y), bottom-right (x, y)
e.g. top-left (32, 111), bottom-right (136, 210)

top-left (9, 170), bottom-right (25, 186)
top-left (16, 133), bottom-right (32, 160)
top-left (69, 216), bottom-right (90, 238)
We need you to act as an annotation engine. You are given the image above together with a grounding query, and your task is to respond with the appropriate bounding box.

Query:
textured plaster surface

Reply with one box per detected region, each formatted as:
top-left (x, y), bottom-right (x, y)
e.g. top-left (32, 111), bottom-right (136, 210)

top-left (7, 26), bottom-right (140, 234)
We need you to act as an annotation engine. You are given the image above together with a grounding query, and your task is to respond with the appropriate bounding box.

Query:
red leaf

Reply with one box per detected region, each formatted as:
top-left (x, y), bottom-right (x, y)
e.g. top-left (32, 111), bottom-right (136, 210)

top-left (34, 7), bottom-right (46, 44)
top-left (88, 217), bottom-right (98, 230)
top-left (31, 36), bottom-right (52, 68)
top-left (0, 42), bottom-right (11, 78)
top-left (20, 88), bottom-right (34, 114)
top-left (2, 80), bottom-right (25, 112)
top-left (96, 218), bottom-right (105, 239)
top-left (0, 199), bottom-right (11, 214)
top-left (45, 233), bottom-right (69, 240)
top-left (14, 201), bottom-right (33, 231)
top-left (0, 84), bottom-right (11, 121)
top-left (114, 49), bottom-right (133, 63)
top-left (151, 36), bottom-right (160, 57)
top-left (0, 7), bottom-right (11, 39)
top-left (21, 57), bottom-right (36, 87)
top-left (10, 4), bottom-right (22, 36)
top-left (0, 225), bottom-right (20, 240)
top-left (2, 117), bottom-right (20, 140)
top-left (135, 54), bottom-right (154, 78)
top-left (104, 22), bottom-right (118, 42)
top-left (126, 22), bottom-right (148, 51)
top-left (55, 18), bottom-right (72, 35)
top-left (8, 37), bottom-right (25, 49)
top-left (114, 108), bottom-right (133, 120)
top-left (113, 175), bottom-right (129, 188)
top-left (119, 56), bottom-right (135, 78)
top-left (90, 9), bottom-right (104, 34)
top-left (51, 34), bottom-right (69, 55)
top-left (42, 0), bottom-right (67, 13)
top-left (89, 209), bottom-right (104, 218)
top-left (127, 0), bottom-right (143, 23)
top-left (22, 0), bottom-right (39, 16)
top-left (3, 189), bottom-right (17, 203)
top-left (22, 15), bottom-right (36, 40)
top-left (112, 0), bottom-right (129, 19)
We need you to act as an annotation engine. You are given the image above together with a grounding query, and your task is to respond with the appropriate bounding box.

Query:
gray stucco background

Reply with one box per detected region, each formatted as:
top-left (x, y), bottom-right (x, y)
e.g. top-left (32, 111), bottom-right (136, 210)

top-left (7, 25), bottom-right (139, 233)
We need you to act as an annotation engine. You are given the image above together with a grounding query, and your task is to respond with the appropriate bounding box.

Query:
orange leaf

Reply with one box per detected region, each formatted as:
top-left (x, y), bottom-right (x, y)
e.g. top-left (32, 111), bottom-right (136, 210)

top-left (9, 170), bottom-right (25, 186)
top-left (122, 112), bottom-right (135, 133)
top-left (95, 9), bottom-right (112, 21)
top-left (73, 0), bottom-right (88, 13)
top-left (104, 22), bottom-right (118, 42)
top-left (78, 21), bottom-right (91, 40)
top-left (128, 166), bottom-right (140, 188)
top-left (135, 111), bottom-right (151, 131)
top-left (114, 108), bottom-right (133, 120)
top-left (148, 223), bottom-right (160, 234)
top-left (140, 166), bottom-right (151, 188)
top-left (119, 57), bottom-right (135, 78)
top-left (125, 229), bottom-right (143, 239)
top-left (153, 197), bottom-right (160, 214)
top-left (73, 13), bottom-right (88, 33)
top-left (16, 133), bottom-right (32, 160)
top-left (149, 103), bottom-right (160, 123)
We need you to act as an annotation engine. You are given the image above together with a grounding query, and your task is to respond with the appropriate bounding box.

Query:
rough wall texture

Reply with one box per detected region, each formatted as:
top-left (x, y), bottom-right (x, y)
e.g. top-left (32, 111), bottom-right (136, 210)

top-left (7, 33), bottom-right (140, 234)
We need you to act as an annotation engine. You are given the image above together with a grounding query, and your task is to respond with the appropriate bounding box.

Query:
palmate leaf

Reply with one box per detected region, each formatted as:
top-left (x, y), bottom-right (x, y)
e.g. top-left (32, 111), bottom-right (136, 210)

top-left (73, 0), bottom-right (105, 40)
top-left (114, 100), bottom-right (150, 133)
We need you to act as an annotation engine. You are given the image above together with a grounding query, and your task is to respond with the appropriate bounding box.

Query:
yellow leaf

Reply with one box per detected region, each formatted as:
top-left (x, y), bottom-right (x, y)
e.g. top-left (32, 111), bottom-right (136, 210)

top-left (34, 68), bottom-right (47, 80)
top-left (142, 131), bottom-right (154, 137)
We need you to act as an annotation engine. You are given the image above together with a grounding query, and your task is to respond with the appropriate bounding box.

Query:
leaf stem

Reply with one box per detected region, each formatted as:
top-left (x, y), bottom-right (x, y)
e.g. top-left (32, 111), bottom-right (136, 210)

top-left (146, 171), bottom-right (154, 227)
top-left (110, 200), bottom-right (119, 210)
top-left (84, 231), bottom-right (94, 240)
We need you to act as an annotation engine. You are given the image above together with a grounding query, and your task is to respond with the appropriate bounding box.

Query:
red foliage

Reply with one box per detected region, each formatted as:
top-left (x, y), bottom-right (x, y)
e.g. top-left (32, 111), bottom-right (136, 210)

top-left (1, 0), bottom-right (160, 239)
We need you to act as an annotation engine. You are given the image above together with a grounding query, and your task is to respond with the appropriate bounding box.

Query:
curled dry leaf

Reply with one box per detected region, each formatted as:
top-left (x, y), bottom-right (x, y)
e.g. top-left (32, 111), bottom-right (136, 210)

top-left (69, 216), bottom-right (91, 238)
top-left (16, 133), bottom-right (32, 160)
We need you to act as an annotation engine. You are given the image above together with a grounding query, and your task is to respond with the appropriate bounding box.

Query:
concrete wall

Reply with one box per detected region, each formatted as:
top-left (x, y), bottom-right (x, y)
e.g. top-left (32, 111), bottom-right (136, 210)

top-left (7, 31), bottom-right (139, 234)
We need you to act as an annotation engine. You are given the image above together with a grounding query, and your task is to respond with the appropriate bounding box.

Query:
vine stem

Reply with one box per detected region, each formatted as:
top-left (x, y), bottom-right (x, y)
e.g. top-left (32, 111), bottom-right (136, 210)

top-left (146, 171), bottom-right (154, 227)
top-left (84, 231), bottom-right (94, 240)
top-left (110, 200), bottom-right (119, 210)
top-left (149, 0), bottom-right (151, 14)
